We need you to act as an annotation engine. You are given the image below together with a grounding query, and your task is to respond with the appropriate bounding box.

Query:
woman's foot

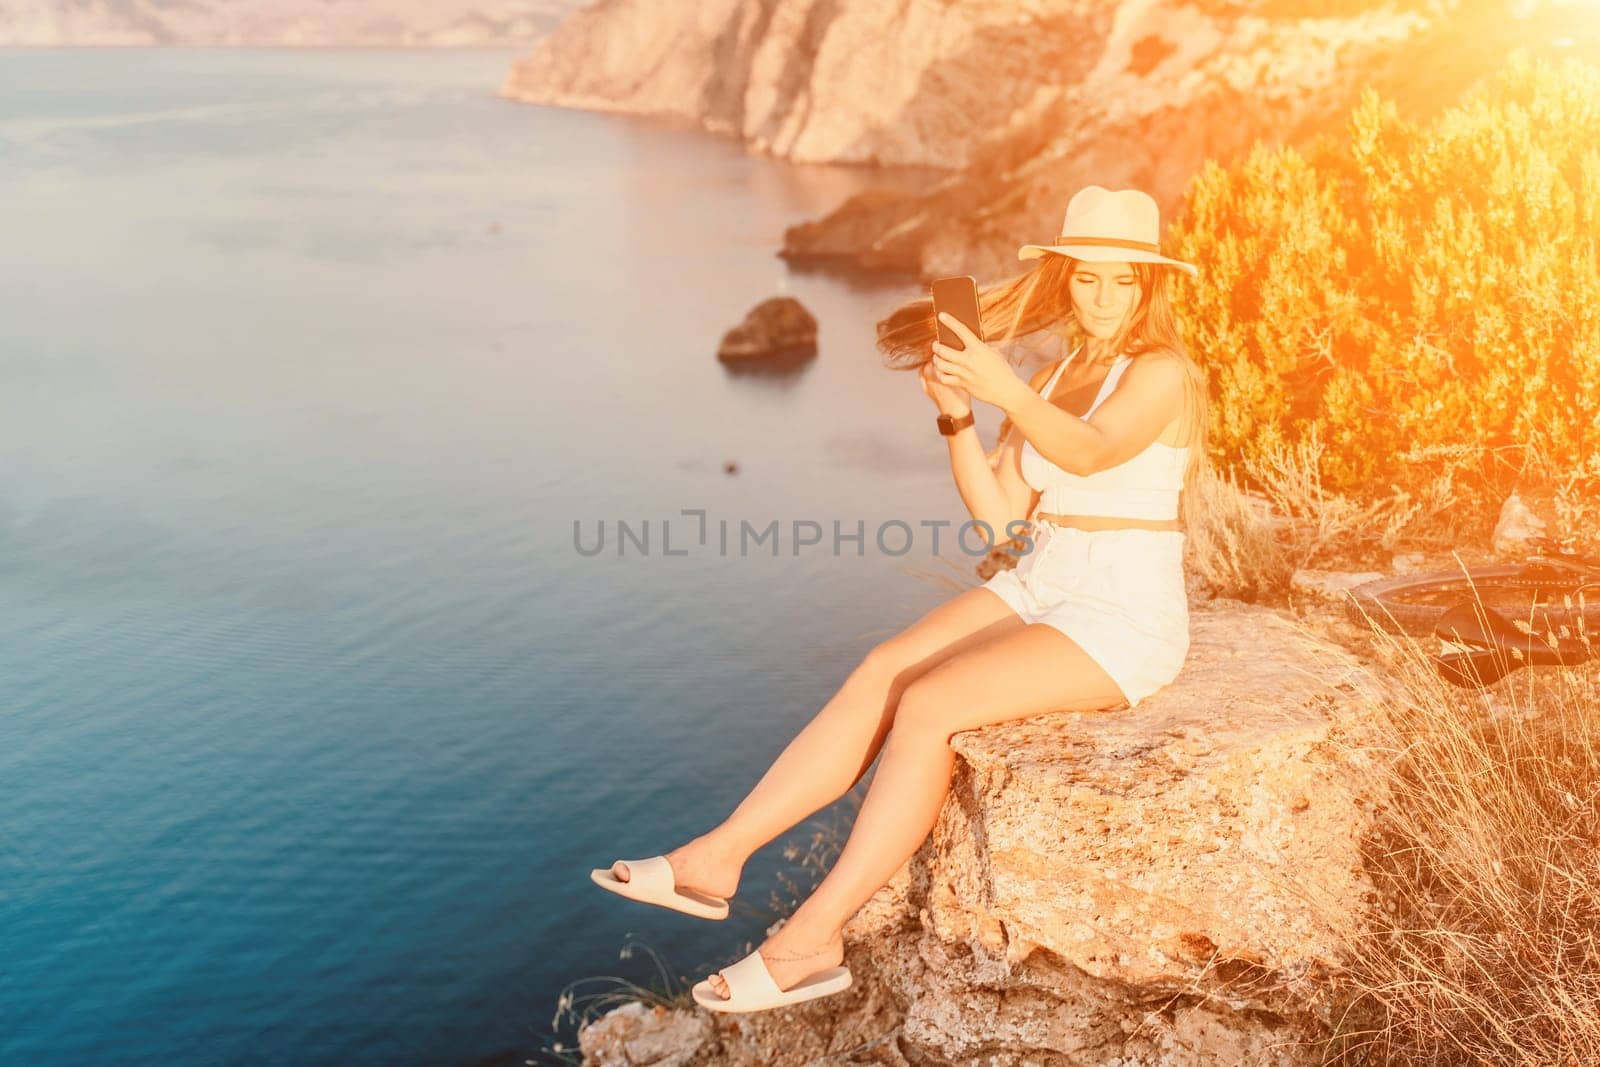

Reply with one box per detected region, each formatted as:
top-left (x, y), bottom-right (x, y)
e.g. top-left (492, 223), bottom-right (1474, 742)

top-left (704, 923), bottom-right (845, 1002)
top-left (612, 835), bottom-right (742, 902)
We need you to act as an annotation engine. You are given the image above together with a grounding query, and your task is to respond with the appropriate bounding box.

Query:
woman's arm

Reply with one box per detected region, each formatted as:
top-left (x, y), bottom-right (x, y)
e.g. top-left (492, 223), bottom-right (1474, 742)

top-left (986, 419), bottom-right (1043, 533)
top-left (1000, 351), bottom-right (1186, 476)
top-left (939, 363), bottom-right (1050, 544)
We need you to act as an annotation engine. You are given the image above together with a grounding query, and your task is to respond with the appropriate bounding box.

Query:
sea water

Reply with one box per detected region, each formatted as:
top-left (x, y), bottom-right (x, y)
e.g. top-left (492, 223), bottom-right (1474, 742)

top-left (0, 47), bottom-right (974, 1065)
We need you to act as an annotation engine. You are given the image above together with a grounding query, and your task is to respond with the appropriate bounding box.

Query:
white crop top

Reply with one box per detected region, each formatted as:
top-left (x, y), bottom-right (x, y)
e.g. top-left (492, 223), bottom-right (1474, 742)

top-left (1019, 347), bottom-right (1189, 521)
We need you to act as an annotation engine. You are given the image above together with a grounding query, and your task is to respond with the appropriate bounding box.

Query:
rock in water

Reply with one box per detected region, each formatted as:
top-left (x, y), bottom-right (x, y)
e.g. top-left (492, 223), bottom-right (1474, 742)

top-left (716, 297), bottom-right (818, 363)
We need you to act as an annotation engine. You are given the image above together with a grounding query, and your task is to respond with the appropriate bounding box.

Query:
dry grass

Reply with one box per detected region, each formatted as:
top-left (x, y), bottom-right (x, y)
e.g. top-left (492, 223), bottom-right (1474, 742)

top-left (759, 793), bottom-right (859, 926)
top-left (1518, 445), bottom-right (1600, 559)
top-left (1182, 458), bottom-right (1298, 602)
top-left (1183, 425), bottom-right (1600, 606)
top-left (536, 938), bottom-right (687, 1065)
top-left (1170, 432), bottom-right (1600, 1065)
top-left (1249, 427), bottom-right (1475, 567)
top-left (1145, 426), bottom-right (1442, 605)
top-left (1305, 586), bottom-right (1600, 1067)
top-left (1189, 425), bottom-right (1483, 596)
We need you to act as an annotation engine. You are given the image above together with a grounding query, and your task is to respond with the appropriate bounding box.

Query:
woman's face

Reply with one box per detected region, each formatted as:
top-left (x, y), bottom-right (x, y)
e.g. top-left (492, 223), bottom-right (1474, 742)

top-left (1067, 260), bottom-right (1141, 340)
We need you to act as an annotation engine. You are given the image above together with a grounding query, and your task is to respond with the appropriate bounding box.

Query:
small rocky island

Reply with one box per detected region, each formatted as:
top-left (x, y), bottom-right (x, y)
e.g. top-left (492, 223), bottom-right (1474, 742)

top-left (716, 297), bottom-right (819, 364)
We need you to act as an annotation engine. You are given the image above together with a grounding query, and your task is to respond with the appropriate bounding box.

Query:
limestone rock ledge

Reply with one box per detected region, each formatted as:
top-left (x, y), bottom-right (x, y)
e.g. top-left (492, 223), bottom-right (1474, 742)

top-left (580, 599), bottom-right (1388, 1065)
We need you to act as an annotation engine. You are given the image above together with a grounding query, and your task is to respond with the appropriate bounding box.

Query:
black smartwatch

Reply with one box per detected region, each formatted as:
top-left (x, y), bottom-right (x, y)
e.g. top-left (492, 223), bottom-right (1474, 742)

top-left (937, 410), bottom-right (975, 437)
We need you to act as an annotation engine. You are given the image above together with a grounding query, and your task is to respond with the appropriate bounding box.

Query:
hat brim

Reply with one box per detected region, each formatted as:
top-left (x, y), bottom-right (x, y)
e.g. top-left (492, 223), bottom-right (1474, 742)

top-left (1018, 243), bottom-right (1198, 278)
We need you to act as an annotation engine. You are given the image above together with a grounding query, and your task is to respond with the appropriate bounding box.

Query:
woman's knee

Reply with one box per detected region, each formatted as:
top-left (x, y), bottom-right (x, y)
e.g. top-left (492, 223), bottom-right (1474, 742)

top-left (887, 676), bottom-right (955, 745)
top-left (857, 639), bottom-right (920, 690)
top-left (865, 640), bottom-right (959, 718)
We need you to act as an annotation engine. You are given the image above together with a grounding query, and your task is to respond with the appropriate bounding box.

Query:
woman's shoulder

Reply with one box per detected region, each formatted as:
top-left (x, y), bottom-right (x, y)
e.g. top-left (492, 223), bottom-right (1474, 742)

top-left (1128, 342), bottom-right (1189, 368)
top-left (1132, 343), bottom-right (1184, 364)
top-left (1119, 347), bottom-right (1189, 394)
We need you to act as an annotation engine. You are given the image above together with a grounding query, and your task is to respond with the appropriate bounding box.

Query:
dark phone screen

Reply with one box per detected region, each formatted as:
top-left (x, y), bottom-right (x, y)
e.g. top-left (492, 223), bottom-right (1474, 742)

top-left (931, 275), bottom-right (982, 352)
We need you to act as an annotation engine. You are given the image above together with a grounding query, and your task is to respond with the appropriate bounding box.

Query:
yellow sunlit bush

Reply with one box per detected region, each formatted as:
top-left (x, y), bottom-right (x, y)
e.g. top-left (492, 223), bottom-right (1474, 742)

top-left (1171, 50), bottom-right (1600, 541)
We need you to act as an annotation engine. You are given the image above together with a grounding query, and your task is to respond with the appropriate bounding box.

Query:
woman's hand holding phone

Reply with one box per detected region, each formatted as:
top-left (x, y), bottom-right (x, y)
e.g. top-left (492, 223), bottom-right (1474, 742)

top-left (931, 312), bottom-right (1026, 411)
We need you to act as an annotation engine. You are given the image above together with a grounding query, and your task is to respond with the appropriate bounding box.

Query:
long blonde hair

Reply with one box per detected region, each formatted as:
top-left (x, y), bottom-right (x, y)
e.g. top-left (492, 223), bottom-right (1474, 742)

top-left (875, 254), bottom-right (1212, 537)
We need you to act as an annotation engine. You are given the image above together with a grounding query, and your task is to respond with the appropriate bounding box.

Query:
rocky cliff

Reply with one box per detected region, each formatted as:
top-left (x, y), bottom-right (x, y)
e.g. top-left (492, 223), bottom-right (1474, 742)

top-left (578, 599), bottom-right (1394, 1065)
top-left (502, 0), bottom-right (1595, 281)
top-left (502, 0), bottom-right (1123, 169)
top-left (780, 1), bottom-right (1593, 281)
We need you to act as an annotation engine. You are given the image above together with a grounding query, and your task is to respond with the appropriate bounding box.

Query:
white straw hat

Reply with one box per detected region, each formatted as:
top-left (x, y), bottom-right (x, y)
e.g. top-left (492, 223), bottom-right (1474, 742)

top-left (1018, 185), bottom-right (1198, 277)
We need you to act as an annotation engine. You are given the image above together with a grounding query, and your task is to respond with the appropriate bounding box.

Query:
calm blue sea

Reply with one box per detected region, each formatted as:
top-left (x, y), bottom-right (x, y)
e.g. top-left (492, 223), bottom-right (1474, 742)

top-left (0, 47), bottom-right (983, 1065)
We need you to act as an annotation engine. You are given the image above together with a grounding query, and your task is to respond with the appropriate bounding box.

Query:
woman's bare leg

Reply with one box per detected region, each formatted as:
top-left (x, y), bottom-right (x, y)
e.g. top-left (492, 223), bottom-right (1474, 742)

top-left (702, 622), bottom-right (1129, 999)
top-left (611, 586), bottom-right (1023, 899)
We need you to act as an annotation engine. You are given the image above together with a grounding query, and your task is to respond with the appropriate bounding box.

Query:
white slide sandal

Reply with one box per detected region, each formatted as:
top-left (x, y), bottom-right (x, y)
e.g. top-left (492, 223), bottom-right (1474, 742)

top-left (691, 947), bottom-right (853, 1014)
top-left (589, 855), bottom-right (730, 920)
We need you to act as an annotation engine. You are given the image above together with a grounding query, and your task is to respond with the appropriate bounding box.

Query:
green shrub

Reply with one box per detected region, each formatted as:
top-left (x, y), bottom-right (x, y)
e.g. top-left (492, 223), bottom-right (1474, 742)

top-left (1170, 50), bottom-right (1600, 524)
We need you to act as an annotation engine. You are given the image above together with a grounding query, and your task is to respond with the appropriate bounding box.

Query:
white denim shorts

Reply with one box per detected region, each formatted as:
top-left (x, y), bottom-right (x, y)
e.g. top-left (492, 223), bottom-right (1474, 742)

top-left (982, 522), bottom-right (1191, 708)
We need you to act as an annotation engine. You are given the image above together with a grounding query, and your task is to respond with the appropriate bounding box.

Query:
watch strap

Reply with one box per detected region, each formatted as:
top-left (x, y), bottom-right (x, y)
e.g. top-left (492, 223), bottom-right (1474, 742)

top-left (937, 411), bottom-right (975, 436)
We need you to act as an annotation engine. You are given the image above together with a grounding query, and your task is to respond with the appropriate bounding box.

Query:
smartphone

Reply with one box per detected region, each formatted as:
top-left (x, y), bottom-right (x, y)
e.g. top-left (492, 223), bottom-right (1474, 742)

top-left (931, 275), bottom-right (983, 352)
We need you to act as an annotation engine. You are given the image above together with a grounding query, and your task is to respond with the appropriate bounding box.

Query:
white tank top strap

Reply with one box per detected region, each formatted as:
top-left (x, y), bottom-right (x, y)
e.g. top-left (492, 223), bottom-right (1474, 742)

top-left (1037, 343), bottom-right (1082, 400)
top-left (1040, 346), bottom-right (1132, 418)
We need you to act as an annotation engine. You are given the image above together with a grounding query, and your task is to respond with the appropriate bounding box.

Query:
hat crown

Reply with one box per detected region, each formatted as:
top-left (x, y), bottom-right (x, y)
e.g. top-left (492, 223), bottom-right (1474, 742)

top-left (1015, 183), bottom-right (1197, 276)
top-left (1057, 185), bottom-right (1161, 245)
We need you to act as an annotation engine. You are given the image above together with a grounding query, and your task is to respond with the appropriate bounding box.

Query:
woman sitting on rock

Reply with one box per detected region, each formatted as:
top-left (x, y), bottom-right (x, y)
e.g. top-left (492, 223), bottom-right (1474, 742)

top-left (591, 185), bottom-right (1212, 1014)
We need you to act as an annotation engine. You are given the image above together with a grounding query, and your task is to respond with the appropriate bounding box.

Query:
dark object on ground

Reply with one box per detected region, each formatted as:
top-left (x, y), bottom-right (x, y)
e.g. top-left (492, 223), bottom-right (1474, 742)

top-left (724, 461), bottom-right (738, 475)
top-left (717, 297), bottom-right (818, 362)
top-left (1345, 536), bottom-right (1600, 639)
top-left (1430, 599), bottom-right (1595, 688)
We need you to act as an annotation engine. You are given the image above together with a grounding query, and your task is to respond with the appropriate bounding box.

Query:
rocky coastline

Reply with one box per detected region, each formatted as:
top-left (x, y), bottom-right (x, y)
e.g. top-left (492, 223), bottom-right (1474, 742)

top-left (503, 0), bottom-right (1584, 282)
